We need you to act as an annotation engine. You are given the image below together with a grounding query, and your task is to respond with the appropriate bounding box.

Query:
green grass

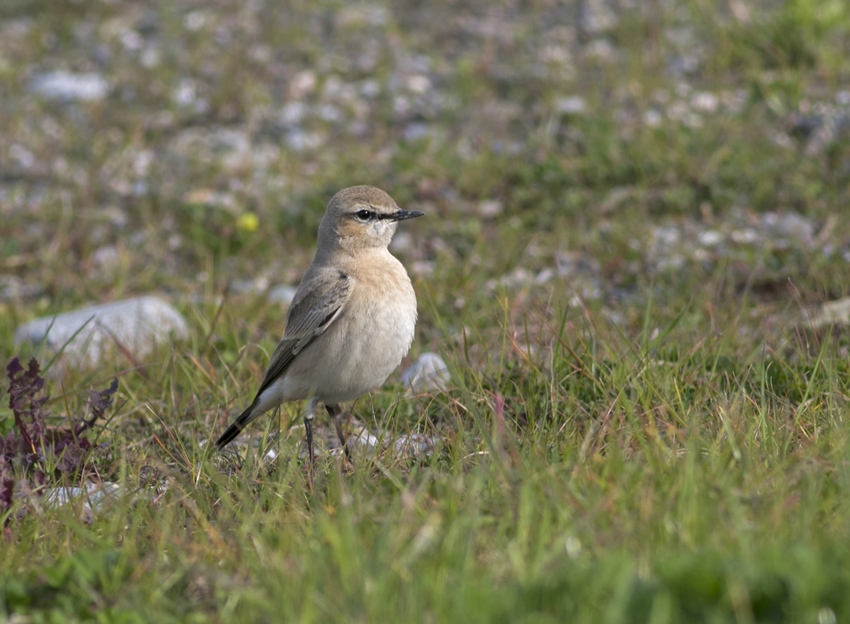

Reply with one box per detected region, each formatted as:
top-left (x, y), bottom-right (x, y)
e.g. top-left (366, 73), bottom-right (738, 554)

top-left (4, 299), bottom-right (850, 622)
top-left (2, 0), bottom-right (850, 621)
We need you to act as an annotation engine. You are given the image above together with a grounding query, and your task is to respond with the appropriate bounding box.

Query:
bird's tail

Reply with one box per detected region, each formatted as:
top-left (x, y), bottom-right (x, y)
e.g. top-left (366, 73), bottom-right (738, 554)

top-left (215, 399), bottom-right (261, 449)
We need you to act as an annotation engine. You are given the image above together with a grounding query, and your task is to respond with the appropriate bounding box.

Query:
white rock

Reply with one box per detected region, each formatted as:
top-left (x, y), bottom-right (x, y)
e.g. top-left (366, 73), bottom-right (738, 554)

top-left (697, 230), bottom-right (723, 247)
top-left (691, 91), bottom-right (719, 113)
top-left (477, 199), bottom-right (503, 218)
top-left (29, 71), bottom-right (108, 102)
top-left (289, 70), bottom-right (317, 99)
top-left (403, 122), bottom-right (431, 141)
top-left (555, 96), bottom-right (587, 115)
top-left (268, 285), bottom-right (298, 306)
top-left (644, 109), bottom-right (663, 126)
top-left (392, 433), bottom-right (437, 459)
top-left (0, 276), bottom-right (44, 301)
top-left (401, 352), bottom-right (449, 392)
top-left (348, 426), bottom-right (380, 451)
top-left (389, 230), bottom-right (413, 254)
top-left (761, 212), bottom-right (814, 245)
top-left (804, 297), bottom-right (850, 329)
top-left (285, 129), bottom-right (324, 151)
top-left (14, 296), bottom-right (189, 368)
top-left (45, 482), bottom-right (121, 509)
top-left (406, 75), bottom-right (431, 94)
top-left (730, 228), bottom-right (759, 244)
top-left (278, 101), bottom-right (308, 126)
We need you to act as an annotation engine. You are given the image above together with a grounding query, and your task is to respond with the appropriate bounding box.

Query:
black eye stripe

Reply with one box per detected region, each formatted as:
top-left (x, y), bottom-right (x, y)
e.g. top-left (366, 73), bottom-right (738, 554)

top-left (351, 209), bottom-right (394, 221)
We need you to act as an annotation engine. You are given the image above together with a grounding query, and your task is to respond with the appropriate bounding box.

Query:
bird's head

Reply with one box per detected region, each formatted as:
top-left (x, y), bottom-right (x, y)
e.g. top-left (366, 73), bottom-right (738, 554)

top-left (319, 185), bottom-right (424, 252)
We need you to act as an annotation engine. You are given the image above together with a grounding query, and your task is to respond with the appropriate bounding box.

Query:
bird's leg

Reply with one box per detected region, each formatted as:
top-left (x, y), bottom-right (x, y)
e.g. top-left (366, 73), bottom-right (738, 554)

top-left (326, 404), bottom-right (352, 464)
top-left (304, 398), bottom-right (318, 470)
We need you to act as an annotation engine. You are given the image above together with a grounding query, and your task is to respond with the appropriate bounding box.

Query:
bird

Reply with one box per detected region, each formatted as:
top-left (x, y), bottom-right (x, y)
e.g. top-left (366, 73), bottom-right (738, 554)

top-left (215, 185), bottom-right (423, 465)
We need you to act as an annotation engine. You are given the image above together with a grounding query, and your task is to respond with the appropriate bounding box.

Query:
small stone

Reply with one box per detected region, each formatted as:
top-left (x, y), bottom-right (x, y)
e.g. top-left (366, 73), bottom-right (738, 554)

top-left (348, 426), bottom-right (379, 452)
top-left (336, 4), bottom-right (389, 27)
top-left (317, 104), bottom-right (342, 122)
top-left (43, 481), bottom-right (122, 523)
top-left (401, 352), bottom-right (449, 392)
top-left (285, 129), bottom-right (324, 151)
top-left (585, 39), bottom-right (616, 61)
top-left (389, 230), bottom-right (413, 254)
top-left (554, 96), bottom-right (587, 115)
top-left (278, 101), bottom-right (308, 126)
top-left (691, 91), bottom-right (719, 113)
top-left (90, 245), bottom-right (120, 274)
top-left (360, 80), bottom-right (380, 98)
top-left (698, 230), bottom-right (723, 247)
top-left (410, 260), bottom-right (435, 276)
top-left (391, 433), bottom-right (438, 459)
top-left (0, 276), bottom-right (44, 302)
top-left (804, 297), bottom-right (850, 329)
top-left (477, 199), bottom-right (503, 218)
top-left (403, 122), bottom-right (431, 141)
top-left (761, 212), bottom-right (814, 245)
top-left (730, 228), bottom-right (758, 244)
top-left (45, 482), bottom-right (121, 510)
top-left (581, 0), bottom-right (618, 33)
top-left (14, 296), bottom-right (189, 369)
top-left (29, 71), bottom-right (109, 102)
top-left (556, 251), bottom-right (601, 279)
top-left (644, 109), bottom-right (663, 126)
top-left (535, 268), bottom-right (554, 284)
top-left (268, 286), bottom-right (297, 306)
top-left (652, 225), bottom-right (682, 247)
top-left (289, 70), bottom-right (317, 99)
top-left (406, 75), bottom-right (431, 94)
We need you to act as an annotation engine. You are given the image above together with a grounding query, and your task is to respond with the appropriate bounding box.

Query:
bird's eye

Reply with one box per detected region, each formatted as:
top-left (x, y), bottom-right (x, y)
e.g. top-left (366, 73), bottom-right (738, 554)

top-left (354, 209), bottom-right (375, 221)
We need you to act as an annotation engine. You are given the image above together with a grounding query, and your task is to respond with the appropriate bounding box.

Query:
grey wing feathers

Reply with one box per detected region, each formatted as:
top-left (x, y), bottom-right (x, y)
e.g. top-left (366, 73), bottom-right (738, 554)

top-left (253, 268), bottom-right (352, 398)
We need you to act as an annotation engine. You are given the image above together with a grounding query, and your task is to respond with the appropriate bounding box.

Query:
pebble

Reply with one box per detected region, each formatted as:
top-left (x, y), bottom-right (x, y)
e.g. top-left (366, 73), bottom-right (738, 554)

top-left (476, 199), bottom-right (504, 218)
top-left (555, 96), bottom-right (587, 115)
top-left (401, 352), bottom-right (450, 392)
top-left (698, 230), bottom-right (724, 247)
top-left (0, 276), bottom-right (44, 302)
top-left (348, 426), bottom-right (380, 452)
top-left (268, 285), bottom-right (298, 306)
top-left (14, 295), bottom-right (189, 368)
top-left (804, 297), bottom-right (850, 329)
top-left (45, 482), bottom-right (121, 510)
top-left (43, 482), bottom-right (122, 524)
top-left (29, 71), bottom-right (109, 102)
top-left (391, 433), bottom-right (438, 459)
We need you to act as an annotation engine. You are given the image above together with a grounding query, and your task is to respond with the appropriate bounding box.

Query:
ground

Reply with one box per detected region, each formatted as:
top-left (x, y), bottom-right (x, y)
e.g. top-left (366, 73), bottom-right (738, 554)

top-left (2, 0), bottom-right (850, 622)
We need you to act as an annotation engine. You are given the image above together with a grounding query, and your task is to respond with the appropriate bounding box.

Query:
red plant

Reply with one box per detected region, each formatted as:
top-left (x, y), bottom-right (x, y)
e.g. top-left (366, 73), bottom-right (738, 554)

top-left (1, 357), bottom-right (118, 538)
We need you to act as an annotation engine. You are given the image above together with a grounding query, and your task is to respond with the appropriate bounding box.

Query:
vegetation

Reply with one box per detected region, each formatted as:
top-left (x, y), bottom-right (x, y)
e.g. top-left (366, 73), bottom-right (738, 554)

top-left (2, 0), bottom-right (850, 621)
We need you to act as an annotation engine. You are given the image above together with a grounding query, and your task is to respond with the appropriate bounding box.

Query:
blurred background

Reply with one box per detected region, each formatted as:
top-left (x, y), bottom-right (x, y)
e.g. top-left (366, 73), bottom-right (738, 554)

top-left (1, 0), bottom-right (849, 358)
top-left (3, 4), bottom-right (850, 619)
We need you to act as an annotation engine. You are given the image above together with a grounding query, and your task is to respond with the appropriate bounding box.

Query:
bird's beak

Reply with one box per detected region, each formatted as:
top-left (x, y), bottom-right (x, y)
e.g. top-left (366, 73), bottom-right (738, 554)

top-left (390, 210), bottom-right (425, 222)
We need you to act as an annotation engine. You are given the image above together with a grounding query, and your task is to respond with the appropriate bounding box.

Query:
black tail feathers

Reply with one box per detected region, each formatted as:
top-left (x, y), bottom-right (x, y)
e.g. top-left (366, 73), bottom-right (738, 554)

top-left (215, 400), bottom-right (259, 449)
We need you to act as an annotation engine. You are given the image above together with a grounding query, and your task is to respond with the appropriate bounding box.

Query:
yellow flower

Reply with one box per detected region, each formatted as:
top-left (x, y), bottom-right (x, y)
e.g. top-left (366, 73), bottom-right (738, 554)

top-left (236, 211), bottom-right (260, 233)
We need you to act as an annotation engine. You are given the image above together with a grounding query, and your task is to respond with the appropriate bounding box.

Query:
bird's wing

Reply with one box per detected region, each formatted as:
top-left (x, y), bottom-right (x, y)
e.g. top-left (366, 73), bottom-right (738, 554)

top-left (253, 268), bottom-right (353, 398)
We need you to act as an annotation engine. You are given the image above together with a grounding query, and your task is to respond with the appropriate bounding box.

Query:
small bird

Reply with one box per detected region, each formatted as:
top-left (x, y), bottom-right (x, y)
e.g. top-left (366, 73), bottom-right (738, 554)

top-left (215, 185), bottom-right (423, 464)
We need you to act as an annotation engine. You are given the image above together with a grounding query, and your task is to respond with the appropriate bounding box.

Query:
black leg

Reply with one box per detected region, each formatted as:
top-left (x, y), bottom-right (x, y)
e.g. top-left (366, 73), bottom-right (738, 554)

top-left (326, 404), bottom-right (352, 463)
top-left (304, 412), bottom-right (315, 467)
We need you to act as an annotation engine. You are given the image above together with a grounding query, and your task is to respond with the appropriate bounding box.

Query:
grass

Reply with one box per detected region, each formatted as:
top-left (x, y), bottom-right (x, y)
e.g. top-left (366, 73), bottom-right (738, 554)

top-left (4, 298), bottom-right (850, 622)
top-left (2, 0), bottom-right (850, 621)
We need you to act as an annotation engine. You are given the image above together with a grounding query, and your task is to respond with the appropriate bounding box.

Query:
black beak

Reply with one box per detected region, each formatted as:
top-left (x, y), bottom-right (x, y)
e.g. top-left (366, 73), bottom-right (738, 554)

top-left (389, 210), bottom-right (425, 222)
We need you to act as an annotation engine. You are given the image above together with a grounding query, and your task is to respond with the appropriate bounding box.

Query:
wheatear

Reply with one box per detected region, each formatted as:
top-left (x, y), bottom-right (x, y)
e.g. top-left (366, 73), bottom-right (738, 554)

top-left (215, 185), bottom-right (423, 464)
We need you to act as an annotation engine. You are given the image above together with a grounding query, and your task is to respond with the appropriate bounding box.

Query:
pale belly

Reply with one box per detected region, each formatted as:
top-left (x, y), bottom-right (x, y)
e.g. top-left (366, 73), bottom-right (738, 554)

top-left (270, 283), bottom-right (417, 405)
